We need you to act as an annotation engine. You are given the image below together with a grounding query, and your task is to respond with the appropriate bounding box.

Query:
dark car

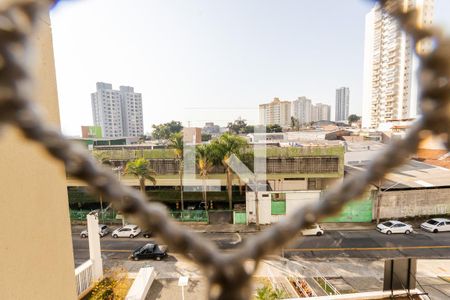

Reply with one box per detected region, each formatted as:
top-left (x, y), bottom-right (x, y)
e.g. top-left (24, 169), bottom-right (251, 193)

top-left (130, 243), bottom-right (167, 261)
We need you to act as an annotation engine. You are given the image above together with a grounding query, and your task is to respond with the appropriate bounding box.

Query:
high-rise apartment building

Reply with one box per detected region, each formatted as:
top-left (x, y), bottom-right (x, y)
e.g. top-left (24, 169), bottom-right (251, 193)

top-left (91, 82), bottom-right (144, 137)
top-left (335, 87), bottom-right (350, 122)
top-left (362, 0), bottom-right (434, 129)
top-left (292, 96), bottom-right (312, 125)
top-left (119, 86), bottom-right (144, 137)
top-left (259, 98), bottom-right (291, 127)
top-left (311, 103), bottom-right (331, 122)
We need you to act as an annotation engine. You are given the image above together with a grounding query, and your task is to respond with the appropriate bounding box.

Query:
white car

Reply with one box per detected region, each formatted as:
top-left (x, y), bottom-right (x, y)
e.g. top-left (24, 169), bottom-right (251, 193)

top-left (80, 224), bottom-right (110, 238)
top-left (112, 225), bottom-right (141, 238)
top-left (301, 224), bottom-right (324, 236)
top-left (376, 220), bottom-right (413, 235)
top-left (420, 218), bottom-right (450, 233)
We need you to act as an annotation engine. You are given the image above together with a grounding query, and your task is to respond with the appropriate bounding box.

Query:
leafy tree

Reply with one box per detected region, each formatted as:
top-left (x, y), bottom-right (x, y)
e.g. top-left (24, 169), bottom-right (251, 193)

top-left (93, 151), bottom-right (112, 166)
top-left (227, 118), bottom-right (248, 134)
top-left (212, 133), bottom-right (248, 209)
top-left (196, 144), bottom-right (220, 209)
top-left (266, 124), bottom-right (283, 133)
top-left (201, 133), bottom-right (212, 142)
top-left (244, 125), bottom-right (255, 134)
top-left (90, 267), bottom-right (131, 300)
top-left (255, 285), bottom-right (288, 300)
top-left (92, 151), bottom-right (112, 211)
top-left (348, 114), bottom-right (361, 124)
top-left (290, 116), bottom-right (300, 131)
top-left (124, 158), bottom-right (157, 194)
top-left (169, 132), bottom-right (184, 210)
top-left (152, 120), bottom-right (183, 140)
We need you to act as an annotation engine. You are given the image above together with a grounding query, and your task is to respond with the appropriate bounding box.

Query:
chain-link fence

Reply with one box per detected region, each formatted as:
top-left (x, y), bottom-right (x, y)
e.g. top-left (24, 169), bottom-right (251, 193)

top-left (0, 0), bottom-right (449, 299)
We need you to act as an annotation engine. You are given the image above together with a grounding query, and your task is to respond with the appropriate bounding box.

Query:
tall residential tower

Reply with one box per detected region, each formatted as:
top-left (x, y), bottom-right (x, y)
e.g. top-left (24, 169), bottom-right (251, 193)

top-left (259, 98), bottom-right (291, 127)
top-left (362, 0), bottom-right (434, 129)
top-left (91, 82), bottom-right (144, 137)
top-left (292, 96), bottom-right (312, 125)
top-left (312, 103), bottom-right (331, 122)
top-left (335, 87), bottom-right (349, 122)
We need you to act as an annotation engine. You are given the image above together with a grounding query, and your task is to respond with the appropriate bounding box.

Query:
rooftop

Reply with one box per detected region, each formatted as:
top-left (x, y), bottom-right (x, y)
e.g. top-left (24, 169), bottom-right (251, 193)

top-left (346, 160), bottom-right (450, 190)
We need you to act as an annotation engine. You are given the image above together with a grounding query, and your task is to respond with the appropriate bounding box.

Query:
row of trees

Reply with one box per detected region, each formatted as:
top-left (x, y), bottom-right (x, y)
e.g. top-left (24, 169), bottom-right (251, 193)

top-left (227, 119), bottom-right (282, 134)
top-left (174, 132), bottom-right (247, 210)
top-left (96, 132), bottom-right (248, 211)
top-left (150, 118), bottom-right (284, 141)
top-left (149, 114), bottom-right (361, 141)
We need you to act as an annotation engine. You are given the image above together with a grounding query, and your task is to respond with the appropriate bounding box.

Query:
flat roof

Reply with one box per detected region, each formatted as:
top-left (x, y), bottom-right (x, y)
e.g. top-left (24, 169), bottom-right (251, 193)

top-left (346, 159), bottom-right (450, 189)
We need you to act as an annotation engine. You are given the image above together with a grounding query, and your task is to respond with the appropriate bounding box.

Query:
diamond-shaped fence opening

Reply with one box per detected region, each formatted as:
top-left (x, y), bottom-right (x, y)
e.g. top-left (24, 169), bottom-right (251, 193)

top-left (0, 0), bottom-right (449, 299)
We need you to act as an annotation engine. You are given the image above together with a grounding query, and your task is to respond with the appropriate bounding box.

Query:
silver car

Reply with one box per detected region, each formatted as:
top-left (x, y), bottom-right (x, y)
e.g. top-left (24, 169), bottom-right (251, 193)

top-left (80, 224), bottom-right (110, 238)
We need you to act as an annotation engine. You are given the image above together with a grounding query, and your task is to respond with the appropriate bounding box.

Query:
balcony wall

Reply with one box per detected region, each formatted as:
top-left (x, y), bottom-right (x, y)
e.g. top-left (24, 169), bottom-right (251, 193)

top-left (0, 8), bottom-right (77, 300)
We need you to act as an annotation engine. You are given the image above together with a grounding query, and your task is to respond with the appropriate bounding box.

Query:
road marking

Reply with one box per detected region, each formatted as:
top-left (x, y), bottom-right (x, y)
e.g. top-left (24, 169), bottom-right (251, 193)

top-left (88, 245), bottom-right (450, 254)
top-left (284, 245), bottom-right (450, 252)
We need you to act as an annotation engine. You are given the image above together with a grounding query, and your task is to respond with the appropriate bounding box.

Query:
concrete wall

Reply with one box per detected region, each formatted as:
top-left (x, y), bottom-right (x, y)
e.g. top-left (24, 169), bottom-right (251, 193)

top-left (208, 211), bottom-right (233, 224)
top-left (377, 188), bottom-right (450, 219)
top-left (0, 8), bottom-right (77, 299)
top-left (246, 191), bottom-right (321, 225)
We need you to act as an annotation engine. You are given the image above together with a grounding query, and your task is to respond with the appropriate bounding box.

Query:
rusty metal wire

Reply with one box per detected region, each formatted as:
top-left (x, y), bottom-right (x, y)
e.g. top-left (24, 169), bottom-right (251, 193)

top-left (0, 0), bottom-right (449, 299)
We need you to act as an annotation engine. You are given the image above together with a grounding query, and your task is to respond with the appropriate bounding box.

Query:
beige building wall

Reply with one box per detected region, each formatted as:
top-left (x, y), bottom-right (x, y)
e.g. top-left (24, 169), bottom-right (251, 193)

top-left (183, 127), bottom-right (202, 144)
top-left (0, 8), bottom-right (77, 300)
top-left (259, 98), bottom-right (291, 127)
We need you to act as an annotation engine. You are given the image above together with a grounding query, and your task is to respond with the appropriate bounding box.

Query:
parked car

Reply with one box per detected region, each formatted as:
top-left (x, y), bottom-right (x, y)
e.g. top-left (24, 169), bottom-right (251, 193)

top-left (130, 243), bottom-right (168, 261)
top-left (80, 224), bottom-right (110, 238)
top-left (376, 220), bottom-right (413, 235)
top-left (112, 225), bottom-right (141, 238)
top-left (301, 224), bottom-right (324, 236)
top-left (420, 218), bottom-right (450, 233)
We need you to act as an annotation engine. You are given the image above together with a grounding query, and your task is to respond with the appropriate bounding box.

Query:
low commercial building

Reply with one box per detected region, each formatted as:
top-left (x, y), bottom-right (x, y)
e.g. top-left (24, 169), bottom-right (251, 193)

top-left (68, 145), bottom-right (345, 212)
top-left (347, 160), bottom-right (450, 221)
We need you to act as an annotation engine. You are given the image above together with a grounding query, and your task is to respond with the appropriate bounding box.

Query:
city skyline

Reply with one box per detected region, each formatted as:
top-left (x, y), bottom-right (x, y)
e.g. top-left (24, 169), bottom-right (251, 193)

top-left (50, 0), bottom-right (450, 135)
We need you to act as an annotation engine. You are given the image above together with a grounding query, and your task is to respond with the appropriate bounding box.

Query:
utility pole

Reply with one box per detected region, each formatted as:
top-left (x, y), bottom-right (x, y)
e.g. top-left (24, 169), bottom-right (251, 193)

top-left (255, 189), bottom-right (260, 230)
top-left (376, 180), bottom-right (401, 224)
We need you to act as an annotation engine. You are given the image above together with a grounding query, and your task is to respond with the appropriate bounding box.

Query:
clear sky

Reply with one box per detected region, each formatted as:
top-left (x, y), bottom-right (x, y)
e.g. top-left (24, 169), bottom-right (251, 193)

top-left (50, 0), bottom-right (450, 136)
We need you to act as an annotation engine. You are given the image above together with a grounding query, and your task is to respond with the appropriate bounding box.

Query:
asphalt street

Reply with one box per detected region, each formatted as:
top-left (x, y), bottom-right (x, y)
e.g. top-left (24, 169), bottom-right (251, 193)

top-left (72, 228), bottom-right (450, 266)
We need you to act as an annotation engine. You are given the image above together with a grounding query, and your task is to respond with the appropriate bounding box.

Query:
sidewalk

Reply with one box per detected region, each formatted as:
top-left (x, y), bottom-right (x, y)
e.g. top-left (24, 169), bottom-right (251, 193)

top-left (182, 222), bottom-right (377, 233)
top-left (71, 222), bottom-right (378, 234)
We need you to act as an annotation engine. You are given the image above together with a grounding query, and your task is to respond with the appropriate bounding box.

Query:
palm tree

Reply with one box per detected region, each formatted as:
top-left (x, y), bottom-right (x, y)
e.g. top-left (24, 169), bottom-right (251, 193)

top-left (124, 158), bottom-right (157, 195)
top-left (169, 132), bottom-right (184, 210)
top-left (92, 151), bottom-right (113, 212)
top-left (212, 133), bottom-right (247, 209)
top-left (196, 144), bottom-right (218, 210)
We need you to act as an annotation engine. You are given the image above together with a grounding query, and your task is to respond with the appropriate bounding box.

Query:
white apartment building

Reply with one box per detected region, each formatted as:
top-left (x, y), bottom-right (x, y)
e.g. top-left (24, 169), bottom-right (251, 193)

top-left (91, 82), bottom-right (144, 137)
top-left (335, 87), bottom-right (350, 122)
top-left (292, 96), bottom-right (312, 125)
top-left (312, 103), bottom-right (331, 122)
top-left (259, 98), bottom-right (291, 127)
top-left (91, 82), bottom-right (123, 137)
top-left (362, 0), bottom-right (434, 129)
top-left (120, 86), bottom-right (144, 137)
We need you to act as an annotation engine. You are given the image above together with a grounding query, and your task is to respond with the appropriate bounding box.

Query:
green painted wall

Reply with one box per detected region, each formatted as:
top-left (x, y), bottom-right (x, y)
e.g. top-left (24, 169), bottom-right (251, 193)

top-left (234, 211), bottom-right (247, 224)
top-left (323, 196), bottom-right (373, 222)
